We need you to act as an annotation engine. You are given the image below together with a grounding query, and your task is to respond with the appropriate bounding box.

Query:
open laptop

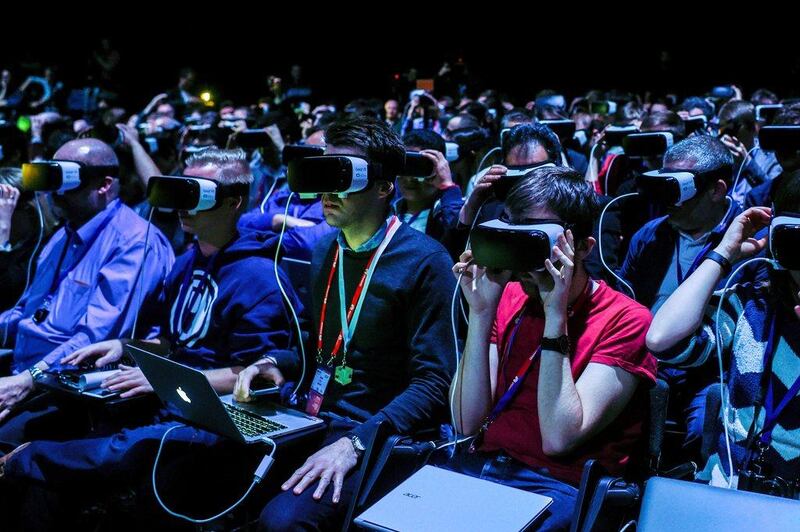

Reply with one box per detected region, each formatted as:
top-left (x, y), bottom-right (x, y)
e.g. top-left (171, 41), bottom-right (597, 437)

top-left (639, 477), bottom-right (800, 532)
top-left (354, 465), bottom-right (552, 531)
top-left (127, 343), bottom-right (323, 443)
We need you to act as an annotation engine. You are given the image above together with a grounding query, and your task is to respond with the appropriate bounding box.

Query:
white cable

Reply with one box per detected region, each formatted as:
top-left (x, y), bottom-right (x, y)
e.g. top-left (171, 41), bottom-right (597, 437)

top-left (152, 424), bottom-right (276, 524)
top-left (260, 176), bottom-right (281, 214)
top-left (3, 193), bottom-right (45, 346)
top-left (130, 208), bottom-right (154, 340)
top-left (603, 153), bottom-right (623, 199)
top-left (477, 146), bottom-right (501, 175)
top-left (713, 256), bottom-right (776, 488)
top-left (598, 193), bottom-right (637, 300)
top-left (731, 147), bottom-right (757, 198)
top-left (274, 192), bottom-right (306, 400)
top-left (448, 270), bottom-right (465, 448)
top-left (459, 199), bottom-right (490, 327)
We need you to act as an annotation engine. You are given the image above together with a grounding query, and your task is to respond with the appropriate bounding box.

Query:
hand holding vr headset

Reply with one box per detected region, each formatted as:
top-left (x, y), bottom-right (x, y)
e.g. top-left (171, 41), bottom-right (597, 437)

top-left (713, 206), bottom-right (772, 265)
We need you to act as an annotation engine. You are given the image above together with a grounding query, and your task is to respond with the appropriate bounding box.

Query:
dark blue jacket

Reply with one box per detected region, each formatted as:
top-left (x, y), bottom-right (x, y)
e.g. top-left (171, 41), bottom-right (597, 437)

top-left (142, 230), bottom-right (303, 375)
top-left (619, 201), bottom-right (742, 309)
top-left (393, 185), bottom-right (466, 259)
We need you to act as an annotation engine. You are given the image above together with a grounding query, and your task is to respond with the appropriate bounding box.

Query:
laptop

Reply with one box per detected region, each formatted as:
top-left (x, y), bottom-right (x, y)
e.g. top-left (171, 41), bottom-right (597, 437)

top-left (354, 465), bottom-right (552, 532)
top-left (127, 343), bottom-right (324, 443)
top-left (639, 477), bottom-right (800, 532)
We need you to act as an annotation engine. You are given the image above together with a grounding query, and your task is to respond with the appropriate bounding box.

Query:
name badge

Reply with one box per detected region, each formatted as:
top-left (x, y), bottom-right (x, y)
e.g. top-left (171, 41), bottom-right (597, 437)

top-left (305, 365), bottom-right (332, 416)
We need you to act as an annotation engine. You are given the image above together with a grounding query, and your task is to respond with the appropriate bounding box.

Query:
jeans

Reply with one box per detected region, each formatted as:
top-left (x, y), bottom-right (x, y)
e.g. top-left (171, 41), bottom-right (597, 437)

top-left (432, 448), bottom-right (579, 532)
top-left (258, 412), bottom-right (359, 532)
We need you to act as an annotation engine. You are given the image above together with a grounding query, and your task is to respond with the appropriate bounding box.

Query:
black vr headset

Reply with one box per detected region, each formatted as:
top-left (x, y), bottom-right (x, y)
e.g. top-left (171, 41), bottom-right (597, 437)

top-left (22, 160), bottom-right (119, 194)
top-left (146, 175), bottom-right (249, 214)
top-left (471, 214), bottom-right (591, 272)
top-left (636, 166), bottom-right (729, 206)
top-left (758, 126), bottom-right (800, 153)
top-left (770, 213), bottom-right (800, 270)
top-left (623, 132), bottom-right (674, 158)
top-left (287, 155), bottom-right (381, 198)
top-left (449, 126), bottom-right (491, 153)
top-left (490, 161), bottom-right (557, 201)
top-left (400, 152), bottom-right (435, 181)
top-left (281, 144), bottom-right (325, 165)
top-left (604, 125), bottom-right (639, 147)
top-left (683, 115), bottom-right (708, 135)
top-left (540, 120), bottom-right (576, 146)
top-left (755, 104), bottom-right (783, 124)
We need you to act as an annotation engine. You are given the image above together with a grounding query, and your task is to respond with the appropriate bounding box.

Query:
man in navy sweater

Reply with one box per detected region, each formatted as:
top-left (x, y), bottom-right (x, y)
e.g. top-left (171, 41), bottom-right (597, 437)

top-left (235, 116), bottom-right (457, 531)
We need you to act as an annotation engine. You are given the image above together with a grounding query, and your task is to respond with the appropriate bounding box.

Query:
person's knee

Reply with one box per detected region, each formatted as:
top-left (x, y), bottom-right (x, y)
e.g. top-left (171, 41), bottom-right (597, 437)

top-left (258, 493), bottom-right (304, 532)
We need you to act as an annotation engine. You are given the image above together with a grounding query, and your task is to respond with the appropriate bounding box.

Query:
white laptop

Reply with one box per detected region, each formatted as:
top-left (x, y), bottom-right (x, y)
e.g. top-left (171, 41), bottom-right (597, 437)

top-left (354, 465), bottom-right (552, 532)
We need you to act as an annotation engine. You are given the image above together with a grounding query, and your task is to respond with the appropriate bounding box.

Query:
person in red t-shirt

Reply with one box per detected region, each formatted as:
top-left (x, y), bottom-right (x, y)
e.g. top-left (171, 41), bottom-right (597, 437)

top-left (446, 165), bottom-right (657, 531)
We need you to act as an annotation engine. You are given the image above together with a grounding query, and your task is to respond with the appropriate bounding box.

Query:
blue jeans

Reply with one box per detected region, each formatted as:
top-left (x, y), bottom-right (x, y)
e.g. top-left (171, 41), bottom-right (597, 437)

top-left (258, 413), bottom-right (359, 532)
top-left (433, 448), bottom-right (579, 531)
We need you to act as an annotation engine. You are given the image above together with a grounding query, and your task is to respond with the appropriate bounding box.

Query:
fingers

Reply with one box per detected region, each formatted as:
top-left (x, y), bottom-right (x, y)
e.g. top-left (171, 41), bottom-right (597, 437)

top-left (282, 461), bottom-right (313, 491)
top-left (262, 366), bottom-right (286, 387)
top-left (120, 385), bottom-right (150, 398)
top-left (332, 471), bottom-right (345, 504)
top-left (233, 370), bottom-right (255, 402)
top-left (95, 352), bottom-right (119, 367)
top-left (313, 473), bottom-right (332, 500)
top-left (293, 467), bottom-right (321, 495)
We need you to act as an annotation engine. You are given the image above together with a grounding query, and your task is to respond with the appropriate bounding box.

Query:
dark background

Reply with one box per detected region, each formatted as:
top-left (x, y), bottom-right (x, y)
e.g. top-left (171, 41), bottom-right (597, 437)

top-left (1, 28), bottom-right (798, 110)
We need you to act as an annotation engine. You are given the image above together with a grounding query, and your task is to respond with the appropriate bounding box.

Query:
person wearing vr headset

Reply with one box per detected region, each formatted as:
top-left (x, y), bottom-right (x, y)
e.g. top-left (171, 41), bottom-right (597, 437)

top-left (395, 129), bottom-right (465, 259)
top-left (234, 116), bottom-right (456, 531)
top-left (449, 166), bottom-right (656, 531)
top-left (745, 107), bottom-right (800, 210)
top-left (646, 173), bottom-right (800, 498)
top-left (717, 100), bottom-right (782, 204)
top-left (0, 148), bottom-right (305, 528)
top-left (619, 135), bottom-right (741, 450)
top-left (0, 139), bottom-right (174, 437)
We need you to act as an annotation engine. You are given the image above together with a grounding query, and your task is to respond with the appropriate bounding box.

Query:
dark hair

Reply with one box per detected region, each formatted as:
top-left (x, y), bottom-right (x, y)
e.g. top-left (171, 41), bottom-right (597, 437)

top-left (502, 123), bottom-right (562, 163)
top-left (403, 130), bottom-right (446, 153)
top-left (751, 88), bottom-right (779, 105)
top-left (641, 110), bottom-right (686, 139)
top-left (679, 96), bottom-right (714, 118)
top-left (718, 100), bottom-right (755, 133)
top-left (774, 108), bottom-right (800, 127)
top-left (664, 135), bottom-right (735, 188)
top-left (504, 166), bottom-right (601, 239)
top-left (501, 109), bottom-right (533, 130)
top-left (325, 116), bottom-right (405, 178)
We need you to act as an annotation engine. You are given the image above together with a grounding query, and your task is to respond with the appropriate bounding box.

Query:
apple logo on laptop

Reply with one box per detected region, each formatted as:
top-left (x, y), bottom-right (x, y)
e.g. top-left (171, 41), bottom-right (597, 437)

top-left (176, 387), bottom-right (192, 404)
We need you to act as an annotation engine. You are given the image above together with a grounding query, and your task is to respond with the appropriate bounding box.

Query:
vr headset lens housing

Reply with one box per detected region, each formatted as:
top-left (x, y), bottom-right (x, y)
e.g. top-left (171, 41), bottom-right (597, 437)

top-left (758, 126), bottom-right (800, 153)
top-left (471, 218), bottom-right (565, 272)
top-left (770, 215), bottom-right (800, 270)
top-left (623, 132), bottom-right (674, 158)
top-left (282, 144), bottom-right (325, 165)
top-left (287, 155), bottom-right (371, 197)
top-left (22, 161), bottom-right (85, 194)
top-left (637, 169), bottom-right (698, 206)
top-left (400, 152), bottom-right (435, 181)
top-left (146, 175), bottom-right (248, 213)
top-left (490, 162), bottom-right (557, 202)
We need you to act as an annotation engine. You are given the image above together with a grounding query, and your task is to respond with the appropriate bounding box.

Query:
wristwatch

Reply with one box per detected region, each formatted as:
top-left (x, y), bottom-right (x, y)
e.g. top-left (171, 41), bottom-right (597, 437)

top-left (28, 364), bottom-right (45, 383)
top-left (541, 335), bottom-right (570, 355)
top-left (349, 435), bottom-right (366, 458)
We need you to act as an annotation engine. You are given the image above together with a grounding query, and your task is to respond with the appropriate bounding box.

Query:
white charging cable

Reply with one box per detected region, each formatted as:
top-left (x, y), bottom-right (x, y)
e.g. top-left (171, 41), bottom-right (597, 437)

top-left (730, 146), bottom-right (758, 198)
top-left (713, 256), bottom-right (776, 488)
top-left (152, 424), bottom-right (276, 523)
top-left (597, 193), bottom-right (637, 300)
top-left (274, 192), bottom-right (306, 400)
top-left (130, 208), bottom-right (155, 340)
top-left (259, 176), bottom-right (281, 214)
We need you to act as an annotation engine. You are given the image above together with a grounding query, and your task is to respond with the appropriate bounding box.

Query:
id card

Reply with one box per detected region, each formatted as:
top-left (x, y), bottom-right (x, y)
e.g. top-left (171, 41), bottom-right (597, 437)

top-left (305, 365), bottom-right (332, 416)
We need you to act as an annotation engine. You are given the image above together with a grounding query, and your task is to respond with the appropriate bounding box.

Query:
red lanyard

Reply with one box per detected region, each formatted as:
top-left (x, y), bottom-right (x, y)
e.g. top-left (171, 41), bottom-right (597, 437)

top-left (317, 219), bottom-right (398, 364)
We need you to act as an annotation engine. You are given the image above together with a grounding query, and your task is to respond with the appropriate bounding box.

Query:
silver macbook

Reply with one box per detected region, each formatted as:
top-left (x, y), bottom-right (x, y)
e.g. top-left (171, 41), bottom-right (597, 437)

top-left (127, 343), bottom-right (323, 443)
top-left (639, 477), bottom-right (800, 532)
top-left (355, 465), bottom-right (552, 531)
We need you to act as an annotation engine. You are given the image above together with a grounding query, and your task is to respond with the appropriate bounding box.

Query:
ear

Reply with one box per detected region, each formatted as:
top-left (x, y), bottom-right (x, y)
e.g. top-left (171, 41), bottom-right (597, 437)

top-left (376, 180), bottom-right (395, 200)
top-left (574, 236), bottom-right (596, 261)
top-left (711, 179), bottom-right (728, 201)
top-left (226, 195), bottom-right (244, 212)
top-left (97, 176), bottom-right (114, 195)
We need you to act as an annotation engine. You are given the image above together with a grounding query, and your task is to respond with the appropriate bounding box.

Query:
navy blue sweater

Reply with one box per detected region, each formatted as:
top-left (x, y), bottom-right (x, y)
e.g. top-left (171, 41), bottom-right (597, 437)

top-left (310, 223), bottom-right (457, 441)
top-left (142, 230), bottom-right (303, 374)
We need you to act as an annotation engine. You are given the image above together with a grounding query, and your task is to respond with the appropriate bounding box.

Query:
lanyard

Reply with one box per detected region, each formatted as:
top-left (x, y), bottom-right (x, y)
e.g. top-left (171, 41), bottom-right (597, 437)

top-left (317, 217), bottom-right (401, 366)
top-left (759, 312), bottom-right (800, 447)
top-left (675, 202), bottom-right (735, 284)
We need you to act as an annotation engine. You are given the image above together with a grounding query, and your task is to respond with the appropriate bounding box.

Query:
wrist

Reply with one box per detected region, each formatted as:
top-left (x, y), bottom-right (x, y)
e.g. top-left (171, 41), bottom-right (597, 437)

top-left (712, 245), bottom-right (738, 264)
top-left (543, 316), bottom-right (567, 338)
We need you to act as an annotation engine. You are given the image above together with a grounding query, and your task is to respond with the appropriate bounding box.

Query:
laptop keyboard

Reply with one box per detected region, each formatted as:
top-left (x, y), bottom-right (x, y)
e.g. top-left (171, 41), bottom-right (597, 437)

top-left (223, 402), bottom-right (288, 437)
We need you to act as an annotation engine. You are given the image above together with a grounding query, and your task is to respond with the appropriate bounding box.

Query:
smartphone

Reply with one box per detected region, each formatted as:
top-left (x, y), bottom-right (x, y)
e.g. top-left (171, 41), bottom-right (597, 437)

top-left (250, 384), bottom-right (281, 397)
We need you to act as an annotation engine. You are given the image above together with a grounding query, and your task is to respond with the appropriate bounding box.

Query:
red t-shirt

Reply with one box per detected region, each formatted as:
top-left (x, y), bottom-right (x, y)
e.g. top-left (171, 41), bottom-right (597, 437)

top-left (481, 280), bottom-right (657, 485)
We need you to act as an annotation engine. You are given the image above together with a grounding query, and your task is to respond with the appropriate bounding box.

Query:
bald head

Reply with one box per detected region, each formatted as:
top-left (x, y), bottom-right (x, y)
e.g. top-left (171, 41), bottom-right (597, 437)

top-left (54, 138), bottom-right (119, 170)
